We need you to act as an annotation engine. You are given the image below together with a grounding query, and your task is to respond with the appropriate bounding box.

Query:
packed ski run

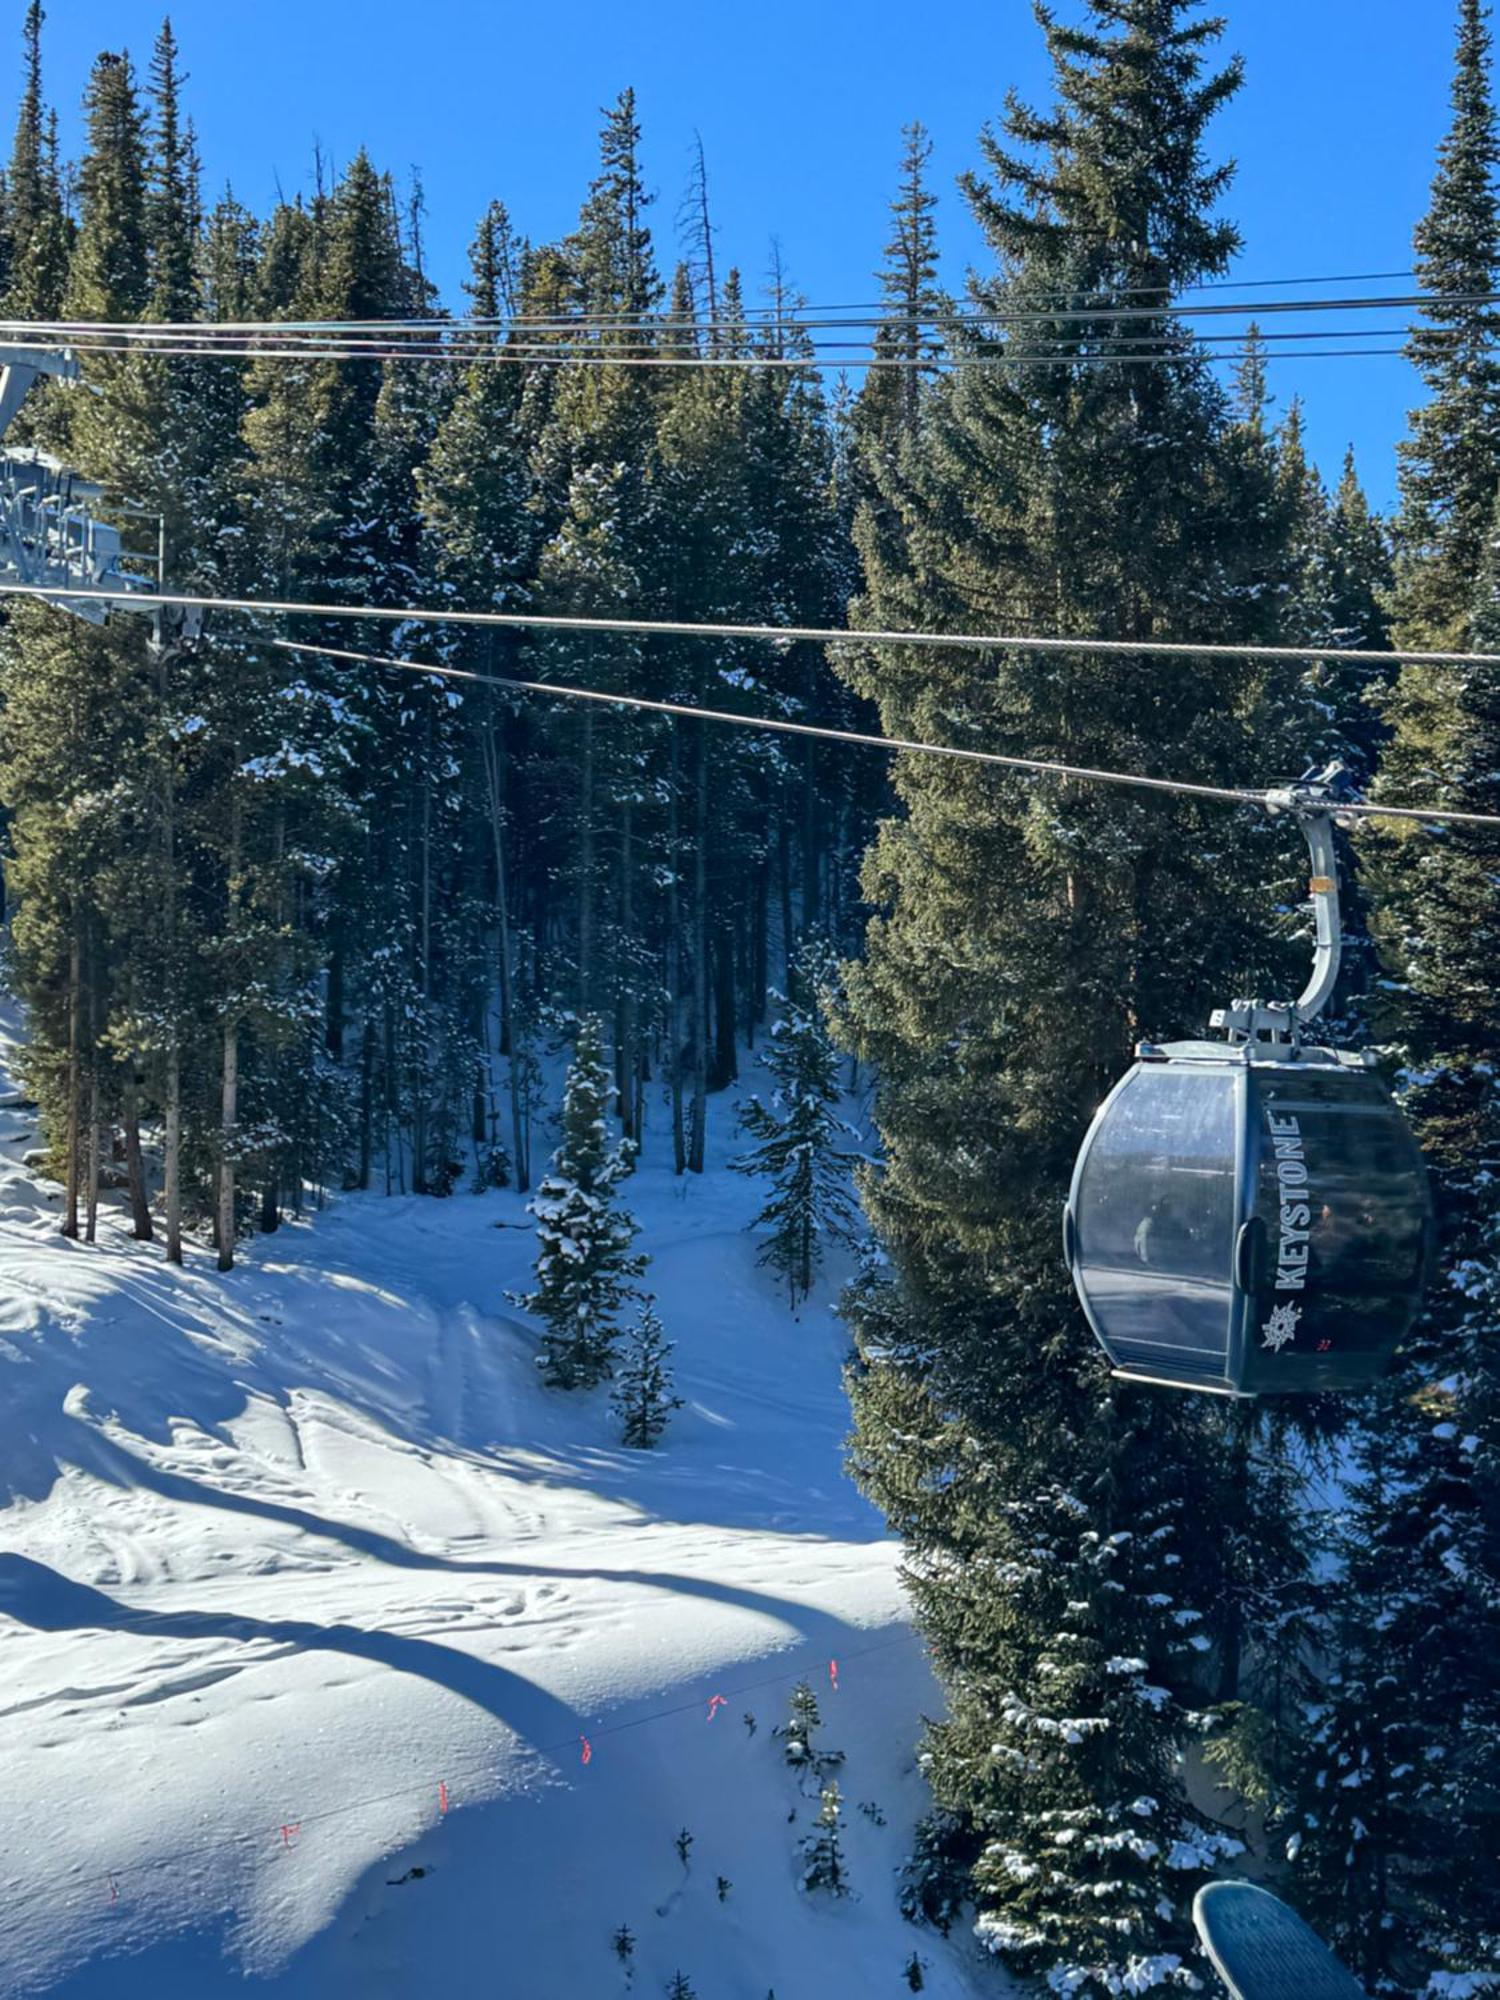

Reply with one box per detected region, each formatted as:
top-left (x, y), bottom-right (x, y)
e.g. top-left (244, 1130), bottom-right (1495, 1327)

top-left (0, 1002), bottom-right (993, 1997)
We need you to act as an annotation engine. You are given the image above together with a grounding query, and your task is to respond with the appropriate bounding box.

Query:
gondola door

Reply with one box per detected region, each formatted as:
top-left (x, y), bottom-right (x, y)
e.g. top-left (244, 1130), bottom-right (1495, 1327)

top-left (1238, 1067), bottom-right (1434, 1393)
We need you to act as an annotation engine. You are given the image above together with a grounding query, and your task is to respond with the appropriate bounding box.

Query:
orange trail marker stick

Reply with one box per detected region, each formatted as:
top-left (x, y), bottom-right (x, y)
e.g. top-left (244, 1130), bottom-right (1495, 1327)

top-left (829, 1659), bottom-right (839, 1692)
top-left (579, 1735), bottom-right (593, 1766)
top-left (438, 1781), bottom-right (449, 1817)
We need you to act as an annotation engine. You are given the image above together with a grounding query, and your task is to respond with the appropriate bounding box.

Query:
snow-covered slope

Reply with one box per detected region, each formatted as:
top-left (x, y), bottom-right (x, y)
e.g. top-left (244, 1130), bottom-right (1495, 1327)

top-left (0, 1005), bottom-right (994, 2000)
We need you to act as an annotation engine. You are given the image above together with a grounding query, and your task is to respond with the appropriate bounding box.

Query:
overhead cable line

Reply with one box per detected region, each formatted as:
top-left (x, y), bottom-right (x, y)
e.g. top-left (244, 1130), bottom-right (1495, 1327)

top-left (274, 637), bottom-right (1500, 831)
top-left (12, 320), bottom-right (1419, 355)
top-left (0, 285), bottom-right (1484, 340)
top-left (0, 336), bottom-right (1410, 371)
top-left (1, 579), bottom-right (1492, 827)
top-left (10, 579), bottom-right (1500, 678)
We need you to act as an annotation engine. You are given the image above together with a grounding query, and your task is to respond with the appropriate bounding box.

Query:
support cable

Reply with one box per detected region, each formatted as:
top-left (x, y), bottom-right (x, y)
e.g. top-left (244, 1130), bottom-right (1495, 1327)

top-left (272, 636), bottom-right (1500, 833)
top-left (0, 284), bottom-right (1479, 339)
top-left (6, 579), bottom-right (1500, 679)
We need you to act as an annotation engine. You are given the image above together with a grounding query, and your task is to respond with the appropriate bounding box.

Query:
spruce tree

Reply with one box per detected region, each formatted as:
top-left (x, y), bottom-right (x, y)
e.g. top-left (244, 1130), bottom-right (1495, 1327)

top-left (1285, 1403), bottom-right (1456, 1990)
top-left (1348, 18), bottom-right (1500, 1979)
top-left (516, 1017), bottom-right (645, 1389)
top-left (799, 1781), bottom-right (848, 1896)
top-left (779, 1679), bottom-right (822, 1768)
top-left (3, 1), bottom-right (68, 317)
top-left (1390, 0), bottom-right (1500, 653)
top-left (64, 51), bottom-right (149, 322)
top-left (734, 937), bottom-right (862, 1308)
top-left (610, 1298), bottom-right (682, 1447)
top-left (836, 7), bottom-right (1310, 1990)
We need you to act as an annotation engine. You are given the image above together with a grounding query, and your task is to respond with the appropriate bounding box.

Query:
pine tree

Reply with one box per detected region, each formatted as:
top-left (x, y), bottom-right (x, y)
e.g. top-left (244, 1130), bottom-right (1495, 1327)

top-left (854, 120), bottom-right (946, 471)
top-left (799, 1781), bottom-right (848, 1896)
top-left (835, 8), bottom-right (1310, 1991)
top-left (779, 1679), bottom-right (822, 1767)
top-left (516, 1017), bottom-right (644, 1389)
top-left (1390, 0), bottom-right (1500, 653)
top-left (664, 1976), bottom-right (696, 2000)
top-left (1285, 1401), bottom-right (1455, 1989)
top-left (3, 1), bottom-right (69, 317)
top-left (610, 1298), bottom-right (682, 1447)
top-left (1294, 35), bottom-right (1500, 1986)
top-left (734, 938), bottom-right (863, 1307)
top-left (65, 51), bottom-right (149, 321)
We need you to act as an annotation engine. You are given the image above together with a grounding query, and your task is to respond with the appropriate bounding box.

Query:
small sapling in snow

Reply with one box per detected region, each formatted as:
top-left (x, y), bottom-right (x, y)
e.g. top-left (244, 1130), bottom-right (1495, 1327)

top-left (798, 1780), bottom-right (849, 1896)
top-left (610, 1297), bottom-right (683, 1448)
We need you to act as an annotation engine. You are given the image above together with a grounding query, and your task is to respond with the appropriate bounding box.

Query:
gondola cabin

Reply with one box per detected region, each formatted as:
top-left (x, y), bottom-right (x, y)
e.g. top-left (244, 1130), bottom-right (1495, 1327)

top-left (1063, 1040), bottom-right (1433, 1396)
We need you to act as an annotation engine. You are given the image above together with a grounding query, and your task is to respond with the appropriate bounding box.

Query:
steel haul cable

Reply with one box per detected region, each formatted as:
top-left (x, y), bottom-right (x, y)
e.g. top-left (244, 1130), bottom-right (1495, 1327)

top-left (8, 579), bottom-right (1500, 675)
top-left (270, 639), bottom-right (1500, 832)
top-left (6, 583), bottom-right (1499, 830)
top-left (0, 283), bottom-right (1485, 338)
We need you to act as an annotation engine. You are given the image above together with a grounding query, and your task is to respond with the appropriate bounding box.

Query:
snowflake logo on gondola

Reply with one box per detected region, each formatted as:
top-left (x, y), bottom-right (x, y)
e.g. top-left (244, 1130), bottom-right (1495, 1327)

top-left (1261, 1301), bottom-right (1302, 1353)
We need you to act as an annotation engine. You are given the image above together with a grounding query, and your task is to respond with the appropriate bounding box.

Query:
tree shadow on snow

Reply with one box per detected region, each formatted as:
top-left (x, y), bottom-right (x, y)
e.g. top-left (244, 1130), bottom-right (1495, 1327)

top-left (0, 1552), bottom-right (587, 1748)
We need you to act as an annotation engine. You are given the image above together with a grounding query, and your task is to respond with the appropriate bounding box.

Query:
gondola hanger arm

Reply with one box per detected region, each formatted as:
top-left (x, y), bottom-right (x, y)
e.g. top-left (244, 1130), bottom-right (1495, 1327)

top-left (1212, 763), bottom-right (1356, 1047)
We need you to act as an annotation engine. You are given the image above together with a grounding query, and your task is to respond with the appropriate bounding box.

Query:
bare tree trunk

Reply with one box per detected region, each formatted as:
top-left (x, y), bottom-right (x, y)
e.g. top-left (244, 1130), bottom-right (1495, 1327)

top-left (578, 707), bottom-right (595, 1012)
top-left (412, 756), bottom-right (433, 1195)
top-left (801, 737), bottom-right (819, 938)
top-left (711, 922), bottom-right (738, 1090)
top-left (325, 940), bottom-right (345, 1062)
top-left (666, 726), bottom-right (686, 1175)
top-left (164, 1043), bottom-right (183, 1264)
top-left (123, 1066), bottom-right (153, 1240)
top-left (777, 807), bottom-right (795, 987)
top-left (62, 924), bottom-right (81, 1239)
top-left (155, 638), bottom-right (181, 1261)
top-left (83, 1073), bottom-right (101, 1244)
top-left (357, 1016), bottom-right (374, 1191)
top-left (689, 724), bottom-right (709, 1174)
top-left (217, 1015), bottom-right (238, 1271)
top-left (619, 796), bottom-right (640, 1144)
top-left (751, 860), bottom-right (769, 1048)
top-left (482, 708), bottom-right (528, 1191)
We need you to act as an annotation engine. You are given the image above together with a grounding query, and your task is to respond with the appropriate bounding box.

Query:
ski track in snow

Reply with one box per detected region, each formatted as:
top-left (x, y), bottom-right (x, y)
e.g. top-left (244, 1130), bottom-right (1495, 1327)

top-left (0, 1001), bottom-right (999, 1999)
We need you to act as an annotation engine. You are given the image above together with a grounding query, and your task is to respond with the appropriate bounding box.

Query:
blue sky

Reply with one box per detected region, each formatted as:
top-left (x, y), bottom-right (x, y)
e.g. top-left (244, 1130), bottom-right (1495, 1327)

top-left (44, 0), bottom-right (1459, 510)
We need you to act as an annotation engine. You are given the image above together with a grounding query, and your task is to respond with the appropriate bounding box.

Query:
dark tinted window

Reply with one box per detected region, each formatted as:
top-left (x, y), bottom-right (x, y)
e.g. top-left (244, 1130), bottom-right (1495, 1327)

top-left (1250, 1073), bottom-right (1430, 1366)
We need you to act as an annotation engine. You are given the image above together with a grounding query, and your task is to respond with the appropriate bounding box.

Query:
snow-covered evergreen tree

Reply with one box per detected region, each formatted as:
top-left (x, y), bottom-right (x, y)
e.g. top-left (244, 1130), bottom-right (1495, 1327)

top-left (734, 938), bottom-right (862, 1307)
top-left (1286, 1403), bottom-right (1448, 1990)
top-left (799, 1781), bottom-right (849, 1896)
top-left (1390, 0), bottom-right (1500, 654)
top-left (779, 1679), bottom-right (822, 1768)
top-left (834, 7), bottom-right (1307, 1986)
top-left (516, 1017), bottom-right (644, 1389)
top-left (610, 1298), bottom-right (682, 1448)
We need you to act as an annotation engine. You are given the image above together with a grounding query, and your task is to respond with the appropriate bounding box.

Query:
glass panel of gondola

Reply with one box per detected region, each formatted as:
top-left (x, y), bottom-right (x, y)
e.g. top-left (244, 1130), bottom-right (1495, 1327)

top-left (1074, 1067), bottom-right (1238, 1386)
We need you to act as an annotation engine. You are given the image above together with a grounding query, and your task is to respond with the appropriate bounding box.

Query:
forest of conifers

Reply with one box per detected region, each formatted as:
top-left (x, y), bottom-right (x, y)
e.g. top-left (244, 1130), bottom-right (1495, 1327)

top-left (1, 0), bottom-right (1498, 1992)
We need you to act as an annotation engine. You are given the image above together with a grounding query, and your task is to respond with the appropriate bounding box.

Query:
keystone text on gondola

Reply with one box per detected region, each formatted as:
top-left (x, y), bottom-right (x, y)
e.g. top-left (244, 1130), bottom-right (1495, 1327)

top-left (1267, 1111), bottom-right (1311, 1291)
